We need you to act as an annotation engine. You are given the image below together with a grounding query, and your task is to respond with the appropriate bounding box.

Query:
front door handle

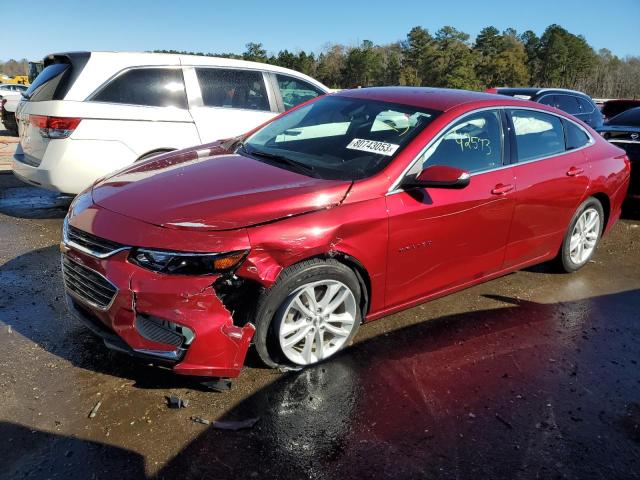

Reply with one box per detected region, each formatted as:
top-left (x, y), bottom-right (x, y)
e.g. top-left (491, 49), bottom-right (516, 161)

top-left (566, 166), bottom-right (584, 176)
top-left (491, 183), bottom-right (514, 195)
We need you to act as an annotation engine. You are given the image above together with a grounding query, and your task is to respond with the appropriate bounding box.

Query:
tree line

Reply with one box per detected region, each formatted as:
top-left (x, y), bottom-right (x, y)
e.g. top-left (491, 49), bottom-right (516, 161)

top-left (158, 24), bottom-right (640, 99)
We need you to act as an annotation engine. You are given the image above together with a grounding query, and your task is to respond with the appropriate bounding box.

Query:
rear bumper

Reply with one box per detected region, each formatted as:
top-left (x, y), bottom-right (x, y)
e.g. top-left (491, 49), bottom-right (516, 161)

top-left (12, 138), bottom-right (136, 194)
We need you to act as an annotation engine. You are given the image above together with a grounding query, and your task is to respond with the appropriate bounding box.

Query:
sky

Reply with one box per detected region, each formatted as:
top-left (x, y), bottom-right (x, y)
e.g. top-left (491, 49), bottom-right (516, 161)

top-left (2, 0), bottom-right (638, 61)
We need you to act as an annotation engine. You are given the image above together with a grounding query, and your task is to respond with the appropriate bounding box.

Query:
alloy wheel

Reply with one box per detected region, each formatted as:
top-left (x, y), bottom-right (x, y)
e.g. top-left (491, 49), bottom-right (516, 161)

top-left (278, 280), bottom-right (357, 366)
top-left (569, 207), bottom-right (600, 265)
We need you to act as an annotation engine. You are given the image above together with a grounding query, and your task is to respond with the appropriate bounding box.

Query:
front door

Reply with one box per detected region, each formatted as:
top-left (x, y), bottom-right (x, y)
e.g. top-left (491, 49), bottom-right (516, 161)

top-left (385, 109), bottom-right (516, 309)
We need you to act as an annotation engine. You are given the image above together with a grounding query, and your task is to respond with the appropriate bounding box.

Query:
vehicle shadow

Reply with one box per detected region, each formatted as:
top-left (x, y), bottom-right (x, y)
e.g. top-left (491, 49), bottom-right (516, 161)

top-left (4, 288), bottom-right (639, 479)
top-left (0, 421), bottom-right (146, 480)
top-left (0, 174), bottom-right (71, 220)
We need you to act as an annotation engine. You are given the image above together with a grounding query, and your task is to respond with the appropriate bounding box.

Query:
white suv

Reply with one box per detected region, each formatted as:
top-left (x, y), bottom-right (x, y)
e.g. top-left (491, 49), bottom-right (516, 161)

top-left (13, 51), bottom-right (329, 194)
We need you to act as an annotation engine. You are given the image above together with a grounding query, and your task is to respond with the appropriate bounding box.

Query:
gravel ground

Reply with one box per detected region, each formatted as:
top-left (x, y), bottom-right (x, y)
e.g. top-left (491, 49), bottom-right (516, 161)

top-left (0, 173), bottom-right (639, 479)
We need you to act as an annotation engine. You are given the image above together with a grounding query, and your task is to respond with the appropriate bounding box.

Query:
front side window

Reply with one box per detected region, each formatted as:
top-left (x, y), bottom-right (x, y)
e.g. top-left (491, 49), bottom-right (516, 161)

top-left (510, 110), bottom-right (565, 161)
top-left (243, 95), bottom-right (439, 180)
top-left (196, 68), bottom-right (269, 111)
top-left (93, 68), bottom-right (187, 108)
top-left (276, 74), bottom-right (324, 110)
top-left (411, 110), bottom-right (503, 175)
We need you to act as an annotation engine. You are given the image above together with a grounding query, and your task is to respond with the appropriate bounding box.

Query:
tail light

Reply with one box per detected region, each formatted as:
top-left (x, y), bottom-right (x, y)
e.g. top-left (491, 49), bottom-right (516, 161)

top-left (30, 115), bottom-right (81, 139)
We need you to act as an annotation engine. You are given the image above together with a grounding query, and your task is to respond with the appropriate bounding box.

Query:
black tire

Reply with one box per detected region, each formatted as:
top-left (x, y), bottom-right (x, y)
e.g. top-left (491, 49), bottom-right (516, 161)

top-left (253, 258), bottom-right (362, 368)
top-left (557, 197), bottom-right (604, 273)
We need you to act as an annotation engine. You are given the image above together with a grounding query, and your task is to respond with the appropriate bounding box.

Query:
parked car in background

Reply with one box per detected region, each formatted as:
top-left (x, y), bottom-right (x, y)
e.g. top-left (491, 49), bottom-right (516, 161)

top-left (0, 83), bottom-right (28, 95)
top-left (0, 91), bottom-right (21, 133)
top-left (486, 87), bottom-right (603, 129)
top-left (599, 107), bottom-right (640, 199)
top-left (601, 99), bottom-right (640, 121)
top-left (61, 87), bottom-right (630, 379)
top-left (13, 51), bottom-right (329, 194)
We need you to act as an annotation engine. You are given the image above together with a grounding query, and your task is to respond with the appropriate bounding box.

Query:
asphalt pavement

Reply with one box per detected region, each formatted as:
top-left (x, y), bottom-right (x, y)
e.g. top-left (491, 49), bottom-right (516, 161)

top-left (1, 172), bottom-right (639, 480)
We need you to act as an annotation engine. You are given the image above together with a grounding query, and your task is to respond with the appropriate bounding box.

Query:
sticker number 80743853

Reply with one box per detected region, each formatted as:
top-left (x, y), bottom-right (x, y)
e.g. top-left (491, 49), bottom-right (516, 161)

top-left (346, 138), bottom-right (400, 156)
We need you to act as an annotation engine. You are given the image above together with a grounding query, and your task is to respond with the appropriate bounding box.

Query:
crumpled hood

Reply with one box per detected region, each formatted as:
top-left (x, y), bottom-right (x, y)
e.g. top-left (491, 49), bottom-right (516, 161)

top-left (91, 150), bottom-right (352, 231)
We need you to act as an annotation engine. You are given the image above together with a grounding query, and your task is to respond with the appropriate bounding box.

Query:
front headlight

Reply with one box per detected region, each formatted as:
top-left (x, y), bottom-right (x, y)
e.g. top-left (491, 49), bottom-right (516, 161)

top-left (129, 248), bottom-right (248, 276)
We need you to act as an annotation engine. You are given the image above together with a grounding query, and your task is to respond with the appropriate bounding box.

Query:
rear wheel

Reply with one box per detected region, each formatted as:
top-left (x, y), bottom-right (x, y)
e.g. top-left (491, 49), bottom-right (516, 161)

top-left (254, 259), bottom-right (362, 368)
top-left (558, 197), bottom-right (604, 272)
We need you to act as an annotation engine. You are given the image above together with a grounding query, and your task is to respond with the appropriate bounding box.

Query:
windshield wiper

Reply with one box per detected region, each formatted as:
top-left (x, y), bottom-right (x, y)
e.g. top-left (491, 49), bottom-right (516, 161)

top-left (240, 145), bottom-right (315, 175)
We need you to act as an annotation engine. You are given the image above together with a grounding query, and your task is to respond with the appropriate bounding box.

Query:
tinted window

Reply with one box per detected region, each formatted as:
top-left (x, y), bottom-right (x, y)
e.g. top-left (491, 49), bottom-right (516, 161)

top-left (276, 74), bottom-right (324, 110)
top-left (196, 68), bottom-right (269, 111)
top-left (413, 110), bottom-right (503, 174)
top-left (608, 107), bottom-right (640, 127)
top-left (538, 95), bottom-right (556, 107)
top-left (244, 95), bottom-right (439, 180)
top-left (93, 68), bottom-right (187, 108)
top-left (24, 63), bottom-right (70, 102)
top-left (554, 95), bottom-right (580, 115)
top-left (564, 120), bottom-right (590, 150)
top-left (577, 97), bottom-right (595, 114)
top-left (511, 110), bottom-right (565, 161)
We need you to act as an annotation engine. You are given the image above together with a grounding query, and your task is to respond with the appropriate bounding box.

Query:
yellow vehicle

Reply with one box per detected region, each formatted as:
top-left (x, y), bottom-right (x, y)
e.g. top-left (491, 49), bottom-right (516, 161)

top-left (1, 75), bottom-right (29, 85)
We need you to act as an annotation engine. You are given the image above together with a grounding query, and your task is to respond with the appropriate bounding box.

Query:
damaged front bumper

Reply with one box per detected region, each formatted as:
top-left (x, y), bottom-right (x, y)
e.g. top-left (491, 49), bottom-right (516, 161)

top-left (61, 244), bottom-right (256, 379)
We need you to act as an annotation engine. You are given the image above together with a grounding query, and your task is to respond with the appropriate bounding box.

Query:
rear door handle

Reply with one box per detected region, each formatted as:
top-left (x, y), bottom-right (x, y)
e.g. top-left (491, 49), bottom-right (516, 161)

top-left (566, 166), bottom-right (584, 176)
top-left (491, 183), bottom-right (514, 195)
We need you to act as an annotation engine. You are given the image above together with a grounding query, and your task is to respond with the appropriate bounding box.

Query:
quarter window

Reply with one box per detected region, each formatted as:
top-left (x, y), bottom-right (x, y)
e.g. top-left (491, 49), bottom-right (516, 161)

top-left (276, 74), bottom-right (324, 110)
top-left (196, 68), bottom-right (269, 111)
top-left (564, 121), bottom-right (590, 150)
top-left (510, 110), bottom-right (565, 161)
top-left (93, 68), bottom-right (187, 108)
top-left (413, 110), bottom-right (503, 174)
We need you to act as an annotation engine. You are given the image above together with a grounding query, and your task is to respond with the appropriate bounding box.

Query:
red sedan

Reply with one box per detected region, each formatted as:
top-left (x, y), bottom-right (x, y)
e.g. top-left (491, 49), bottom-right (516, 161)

top-left (61, 87), bottom-right (630, 380)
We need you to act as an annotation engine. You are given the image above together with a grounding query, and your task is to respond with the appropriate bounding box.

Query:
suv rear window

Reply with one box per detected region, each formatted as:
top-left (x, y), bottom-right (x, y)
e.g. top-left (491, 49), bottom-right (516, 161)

top-left (24, 63), bottom-right (70, 102)
top-left (195, 68), bottom-right (269, 111)
top-left (92, 68), bottom-right (187, 108)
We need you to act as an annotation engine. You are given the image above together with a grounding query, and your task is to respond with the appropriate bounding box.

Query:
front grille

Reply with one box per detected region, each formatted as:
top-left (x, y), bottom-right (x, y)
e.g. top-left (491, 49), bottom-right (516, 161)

top-left (66, 225), bottom-right (127, 258)
top-left (61, 255), bottom-right (117, 310)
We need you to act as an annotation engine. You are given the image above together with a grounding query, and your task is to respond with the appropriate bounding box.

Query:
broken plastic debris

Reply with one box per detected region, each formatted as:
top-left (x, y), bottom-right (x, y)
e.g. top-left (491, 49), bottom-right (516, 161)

top-left (88, 400), bottom-right (102, 419)
top-left (191, 416), bottom-right (210, 425)
top-left (167, 395), bottom-right (189, 409)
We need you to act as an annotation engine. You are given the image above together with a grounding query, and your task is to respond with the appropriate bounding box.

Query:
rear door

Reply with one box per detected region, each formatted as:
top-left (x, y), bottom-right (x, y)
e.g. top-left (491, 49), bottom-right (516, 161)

top-left (503, 109), bottom-right (591, 268)
top-left (385, 109), bottom-right (516, 308)
top-left (186, 67), bottom-right (277, 143)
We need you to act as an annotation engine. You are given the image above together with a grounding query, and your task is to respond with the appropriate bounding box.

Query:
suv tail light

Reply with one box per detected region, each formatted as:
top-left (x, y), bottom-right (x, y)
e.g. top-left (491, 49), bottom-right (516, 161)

top-left (30, 115), bottom-right (81, 139)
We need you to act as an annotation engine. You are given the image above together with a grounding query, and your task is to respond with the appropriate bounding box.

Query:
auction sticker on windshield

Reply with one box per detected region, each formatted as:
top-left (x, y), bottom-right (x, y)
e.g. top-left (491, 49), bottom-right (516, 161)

top-left (346, 138), bottom-right (400, 156)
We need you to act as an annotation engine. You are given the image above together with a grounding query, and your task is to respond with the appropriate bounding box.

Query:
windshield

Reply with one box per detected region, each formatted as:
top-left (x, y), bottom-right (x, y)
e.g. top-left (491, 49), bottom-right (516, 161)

top-left (242, 95), bottom-right (440, 180)
top-left (608, 107), bottom-right (640, 127)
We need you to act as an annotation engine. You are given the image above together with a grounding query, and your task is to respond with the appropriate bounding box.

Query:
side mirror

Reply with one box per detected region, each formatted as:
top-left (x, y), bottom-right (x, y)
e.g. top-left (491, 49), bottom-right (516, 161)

top-left (402, 165), bottom-right (471, 189)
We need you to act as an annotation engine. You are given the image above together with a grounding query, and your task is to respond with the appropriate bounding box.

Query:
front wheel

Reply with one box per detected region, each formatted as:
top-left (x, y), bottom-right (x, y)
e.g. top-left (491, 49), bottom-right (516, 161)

top-left (254, 259), bottom-right (362, 368)
top-left (558, 197), bottom-right (604, 272)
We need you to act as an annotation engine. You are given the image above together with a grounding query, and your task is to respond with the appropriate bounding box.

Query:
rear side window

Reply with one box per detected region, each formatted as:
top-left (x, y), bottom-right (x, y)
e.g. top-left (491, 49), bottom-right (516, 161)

top-left (414, 110), bottom-right (503, 174)
top-left (92, 68), bottom-right (187, 109)
top-left (24, 63), bottom-right (70, 102)
top-left (276, 74), bottom-right (324, 110)
top-left (554, 95), bottom-right (580, 115)
top-left (511, 110), bottom-right (565, 161)
top-left (196, 68), bottom-right (269, 111)
top-left (564, 121), bottom-right (590, 150)
top-left (577, 97), bottom-right (595, 114)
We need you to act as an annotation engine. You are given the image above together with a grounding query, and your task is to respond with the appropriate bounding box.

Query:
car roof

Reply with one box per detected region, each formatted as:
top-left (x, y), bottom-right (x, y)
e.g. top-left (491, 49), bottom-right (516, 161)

top-left (334, 86), bottom-right (528, 112)
top-left (46, 51), bottom-right (329, 101)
